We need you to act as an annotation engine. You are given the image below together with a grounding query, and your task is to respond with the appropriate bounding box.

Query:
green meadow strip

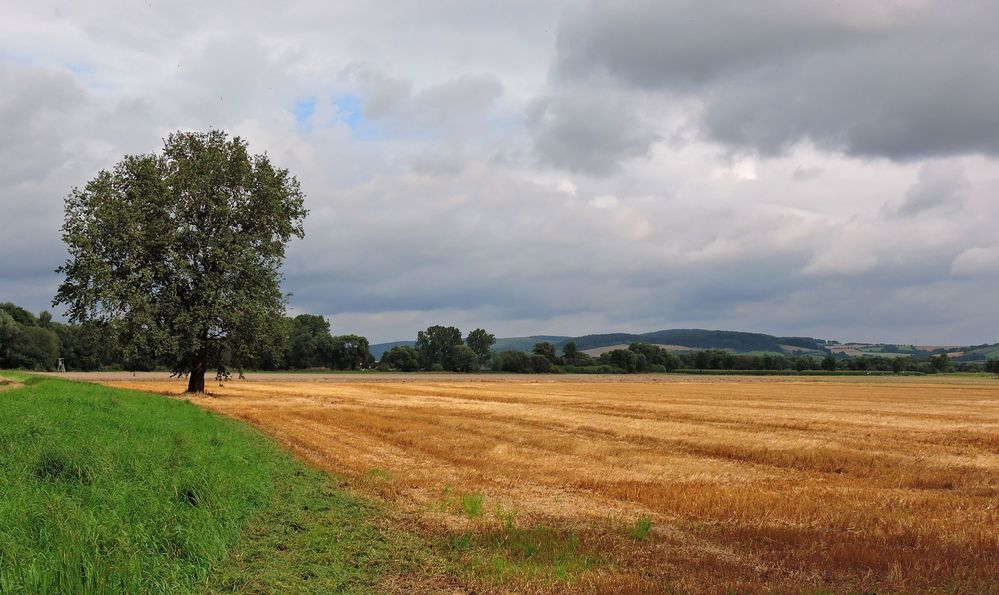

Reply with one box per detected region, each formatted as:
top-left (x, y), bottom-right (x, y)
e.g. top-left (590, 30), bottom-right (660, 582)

top-left (0, 376), bottom-right (437, 593)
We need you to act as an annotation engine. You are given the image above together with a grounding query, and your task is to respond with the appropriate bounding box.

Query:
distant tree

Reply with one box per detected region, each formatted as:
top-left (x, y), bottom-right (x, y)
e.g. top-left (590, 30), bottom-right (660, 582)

top-left (9, 326), bottom-right (60, 370)
top-left (449, 345), bottom-right (480, 372)
top-left (627, 343), bottom-right (680, 371)
top-left (381, 345), bottom-right (420, 372)
top-left (286, 315), bottom-right (334, 369)
top-left (532, 342), bottom-right (559, 365)
top-left (415, 325), bottom-right (463, 370)
top-left (530, 354), bottom-right (558, 373)
top-left (1, 303), bottom-right (37, 327)
top-left (465, 328), bottom-right (496, 364)
top-left (930, 353), bottom-right (954, 373)
top-left (987, 359), bottom-right (999, 376)
top-left (659, 352), bottom-right (680, 372)
top-left (821, 354), bottom-right (838, 371)
top-left (0, 307), bottom-right (61, 370)
top-left (54, 130), bottom-right (307, 392)
top-left (330, 335), bottom-right (373, 370)
top-left (490, 350), bottom-right (532, 373)
top-left (562, 342), bottom-right (580, 365)
top-left (0, 311), bottom-right (20, 367)
top-left (602, 349), bottom-right (641, 372)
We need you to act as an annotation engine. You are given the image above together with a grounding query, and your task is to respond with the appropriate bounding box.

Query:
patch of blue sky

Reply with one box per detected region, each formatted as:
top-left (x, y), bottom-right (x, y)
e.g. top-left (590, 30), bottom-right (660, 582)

top-left (1, 49), bottom-right (116, 93)
top-left (294, 98), bottom-right (317, 134)
top-left (0, 47), bottom-right (34, 65)
top-left (331, 93), bottom-right (387, 140)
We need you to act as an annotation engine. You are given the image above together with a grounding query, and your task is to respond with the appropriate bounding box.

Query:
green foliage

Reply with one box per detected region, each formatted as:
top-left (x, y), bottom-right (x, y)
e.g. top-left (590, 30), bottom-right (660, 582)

top-left (489, 335), bottom-right (571, 353)
top-left (0, 375), bottom-right (438, 593)
top-left (561, 364), bottom-right (626, 374)
top-left (565, 329), bottom-right (799, 353)
top-left (0, 311), bottom-right (21, 367)
top-left (449, 345), bottom-right (481, 372)
top-left (0, 375), bottom-right (271, 591)
top-left (330, 335), bottom-right (374, 370)
top-left (561, 341), bottom-right (580, 365)
top-left (0, 303), bottom-right (38, 326)
top-left (629, 516), bottom-right (653, 541)
top-left (285, 314), bottom-right (333, 369)
top-left (0, 316), bottom-right (60, 370)
top-left (599, 349), bottom-right (644, 372)
top-left (381, 345), bottom-right (420, 372)
top-left (627, 343), bottom-right (680, 371)
top-left (415, 325), bottom-right (463, 371)
top-left (465, 328), bottom-right (496, 364)
top-left (461, 493), bottom-right (484, 518)
top-left (443, 524), bottom-right (600, 587)
top-left (490, 350), bottom-right (533, 373)
top-left (529, 355), bottom-right (558, 373)
top-left (531, 342), bottom-right (559, 365)
top-left (54, 130), bottom-right (308, 391)
top-left (209, 454), bottom-right (435, 593)
top-left (930, 353), bottom-right (955, 373)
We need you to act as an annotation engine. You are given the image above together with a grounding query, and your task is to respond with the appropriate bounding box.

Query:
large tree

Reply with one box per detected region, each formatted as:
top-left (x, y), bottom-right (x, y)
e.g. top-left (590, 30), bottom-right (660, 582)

top-left (415, 325), bottom-right (463, 370)
top-left (286, 314), bottom-right (334, 369)
top-left (465, 328), bottom-right (495, 364)
top-left (531, 341), bottom-right (559, 365)
top-left (381, 345), bottom-right (420, 372)
top-left (54, 130), bottom-right (307, 392)
top-left (330, 335), bottom-right (373, 370)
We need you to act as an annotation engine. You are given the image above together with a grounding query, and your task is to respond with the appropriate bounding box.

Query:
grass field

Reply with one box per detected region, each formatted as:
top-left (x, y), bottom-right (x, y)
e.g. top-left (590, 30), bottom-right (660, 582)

top-left (0, 373), bottom-right (444, 593)
top-left (99, 373), bottom-right (999, 592)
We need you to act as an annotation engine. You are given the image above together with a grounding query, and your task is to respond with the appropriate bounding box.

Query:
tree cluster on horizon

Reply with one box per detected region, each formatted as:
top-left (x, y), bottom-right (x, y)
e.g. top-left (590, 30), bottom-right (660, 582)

top-left (3, 301), bottom-right (994, 376)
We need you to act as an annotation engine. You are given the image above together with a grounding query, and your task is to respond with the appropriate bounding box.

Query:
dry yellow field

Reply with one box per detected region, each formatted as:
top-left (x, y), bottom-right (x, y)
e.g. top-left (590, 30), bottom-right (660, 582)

top-left (103, 374), bottom-right (999, 592)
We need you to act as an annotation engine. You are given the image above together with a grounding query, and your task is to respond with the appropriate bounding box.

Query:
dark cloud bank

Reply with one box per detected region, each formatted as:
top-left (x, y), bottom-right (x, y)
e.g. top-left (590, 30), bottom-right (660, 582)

top-left (2, 1), bottom-right (998, 345)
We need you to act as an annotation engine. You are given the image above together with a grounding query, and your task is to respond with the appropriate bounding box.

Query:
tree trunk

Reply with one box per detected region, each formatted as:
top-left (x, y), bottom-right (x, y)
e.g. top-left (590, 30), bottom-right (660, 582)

top-left (187, 355), bottom-right (206, 393)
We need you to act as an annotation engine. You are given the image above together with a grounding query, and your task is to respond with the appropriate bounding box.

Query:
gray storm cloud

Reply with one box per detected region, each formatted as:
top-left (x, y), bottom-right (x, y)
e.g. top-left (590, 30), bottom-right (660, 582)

top-left (1, 0), bottom-right (998, 345)
top-left (544, 0), bottom-right (999, 164)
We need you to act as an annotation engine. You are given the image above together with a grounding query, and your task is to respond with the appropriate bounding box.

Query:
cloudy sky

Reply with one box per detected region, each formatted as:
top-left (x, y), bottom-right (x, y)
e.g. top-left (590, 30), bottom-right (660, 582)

top-left (2, 0), bottom-right (998, 344)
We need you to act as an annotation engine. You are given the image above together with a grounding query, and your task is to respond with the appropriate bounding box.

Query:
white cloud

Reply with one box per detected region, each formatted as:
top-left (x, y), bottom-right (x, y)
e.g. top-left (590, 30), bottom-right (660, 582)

top-left (1, 0), bottom-right (998, 345)
top-left (951, 247), bottom-right (999, 277)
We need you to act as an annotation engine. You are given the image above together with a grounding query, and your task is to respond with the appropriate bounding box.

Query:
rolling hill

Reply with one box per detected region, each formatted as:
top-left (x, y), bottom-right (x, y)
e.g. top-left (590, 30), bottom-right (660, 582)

top-left (370, 329), bottom-right (999, 362)
top-left (369, 335), bottom-right (570, 360)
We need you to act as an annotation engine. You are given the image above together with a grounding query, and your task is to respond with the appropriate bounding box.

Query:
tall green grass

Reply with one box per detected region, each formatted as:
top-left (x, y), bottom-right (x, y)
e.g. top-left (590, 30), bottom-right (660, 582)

top-left (0, 374), bottom-right (428, 593)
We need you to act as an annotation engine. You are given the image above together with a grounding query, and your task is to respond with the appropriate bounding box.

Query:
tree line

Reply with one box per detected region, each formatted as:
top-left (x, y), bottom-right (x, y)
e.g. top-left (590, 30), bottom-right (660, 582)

top-left (0, 303), bottom-right (373, 372)
top-left (3, 302), bottom-right (995, 375)
top-left (375, 325), bottom-right (994, 375)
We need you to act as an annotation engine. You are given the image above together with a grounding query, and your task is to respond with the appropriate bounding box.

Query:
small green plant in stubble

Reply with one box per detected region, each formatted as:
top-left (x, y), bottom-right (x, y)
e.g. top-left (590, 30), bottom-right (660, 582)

top-left (461, 492), bottom-right (484, 519)
top-left (439, 499), bottom-right (602, 589)
top-left (630, 515), bottom-right (653, 541)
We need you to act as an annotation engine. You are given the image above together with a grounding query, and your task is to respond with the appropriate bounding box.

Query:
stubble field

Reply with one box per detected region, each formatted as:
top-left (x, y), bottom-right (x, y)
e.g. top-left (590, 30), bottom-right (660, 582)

top-left (102, 374), bottom-right (999, 592)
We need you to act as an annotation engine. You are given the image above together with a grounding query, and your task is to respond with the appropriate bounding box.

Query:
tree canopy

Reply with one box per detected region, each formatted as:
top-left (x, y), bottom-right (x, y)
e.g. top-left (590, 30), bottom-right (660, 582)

top-left (53, 130), bottom-right (307, 392)
top-left (465, 328), bottom-right (496, 364)
top-left (414, 325), bottom-right (463, 370)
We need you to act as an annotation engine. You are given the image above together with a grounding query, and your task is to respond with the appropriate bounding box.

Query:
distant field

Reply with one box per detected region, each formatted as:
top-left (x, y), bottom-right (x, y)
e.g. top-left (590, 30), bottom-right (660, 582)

top-left (103, 374), bottom-right (999, 592)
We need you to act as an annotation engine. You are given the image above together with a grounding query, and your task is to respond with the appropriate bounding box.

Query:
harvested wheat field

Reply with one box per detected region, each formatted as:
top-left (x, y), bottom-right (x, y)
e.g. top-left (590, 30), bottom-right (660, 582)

top-left (103, 374), bottom-right (999, 592)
